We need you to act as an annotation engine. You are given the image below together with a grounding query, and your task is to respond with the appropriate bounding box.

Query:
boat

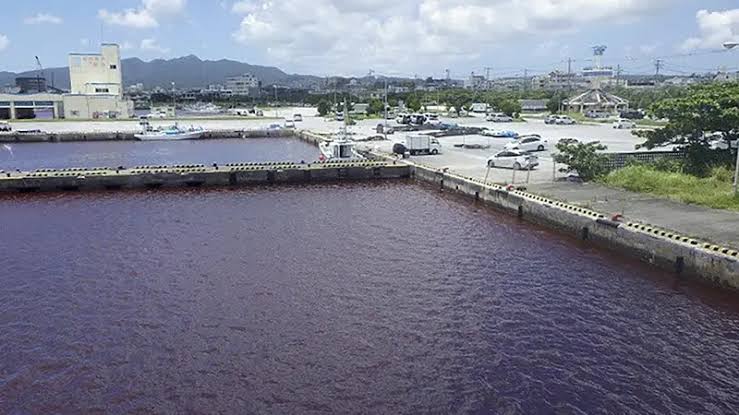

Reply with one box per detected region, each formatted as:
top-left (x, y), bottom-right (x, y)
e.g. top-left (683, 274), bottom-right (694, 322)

top-left (134, 119), bottom-right (205, 141)
top-left (318, 100), bottom-right (364, 161)
top-left (184, 102), bottom-right (222, 115)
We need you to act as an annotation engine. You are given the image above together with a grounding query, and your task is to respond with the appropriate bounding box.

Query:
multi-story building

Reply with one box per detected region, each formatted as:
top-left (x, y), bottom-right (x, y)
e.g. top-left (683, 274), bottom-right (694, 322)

top-left (64, 44), bottom-right (133, 119)
top-left (226, 73), bottom-right (260, 96)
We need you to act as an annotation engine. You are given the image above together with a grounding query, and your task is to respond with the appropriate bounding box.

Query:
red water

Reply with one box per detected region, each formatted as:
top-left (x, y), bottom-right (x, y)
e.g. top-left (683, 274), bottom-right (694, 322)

top-left (1, 182), bottom-right (738, 414)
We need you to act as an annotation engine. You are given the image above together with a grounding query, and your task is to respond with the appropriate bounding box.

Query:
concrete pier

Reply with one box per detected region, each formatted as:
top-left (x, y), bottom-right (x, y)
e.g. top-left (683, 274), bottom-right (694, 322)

top-left (410, 163), bottom-right (739, 290)
top-left (0, 161), bottom-right (410, 193)
top-left (0, 128), bottom-right (296, 143)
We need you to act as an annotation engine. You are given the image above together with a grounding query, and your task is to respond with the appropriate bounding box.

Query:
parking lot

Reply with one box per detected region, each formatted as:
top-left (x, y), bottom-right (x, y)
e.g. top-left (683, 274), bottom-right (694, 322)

top-left (351, 113), bottom-right (654, 185)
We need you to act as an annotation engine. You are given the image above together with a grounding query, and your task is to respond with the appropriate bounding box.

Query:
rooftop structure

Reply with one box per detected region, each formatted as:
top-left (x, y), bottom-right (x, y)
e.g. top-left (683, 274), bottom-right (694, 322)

top-left (563, 88), bottom-right (628, 113)
top-left (69, 44), bottom-right (123, 97)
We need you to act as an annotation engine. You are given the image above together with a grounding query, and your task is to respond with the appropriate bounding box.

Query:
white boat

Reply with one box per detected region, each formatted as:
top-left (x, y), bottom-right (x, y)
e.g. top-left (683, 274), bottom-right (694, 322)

top-left (319, 101), bottom-right (364, 161)
top-left (135, 120), bottom-right (205, 141)
top-left (319, 138), bottom-right (363, 161)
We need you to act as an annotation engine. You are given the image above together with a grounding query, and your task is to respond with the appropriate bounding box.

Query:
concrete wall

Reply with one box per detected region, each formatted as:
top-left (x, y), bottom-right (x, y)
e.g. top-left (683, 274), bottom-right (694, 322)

top-left (69, 44), bottom-right (123, 97)
top-left (62, 95), bottom-right (134, 119)
top-left (412, 164), bottom-right (739, 290)
top-left (0, 161), bottom-right (410, 193)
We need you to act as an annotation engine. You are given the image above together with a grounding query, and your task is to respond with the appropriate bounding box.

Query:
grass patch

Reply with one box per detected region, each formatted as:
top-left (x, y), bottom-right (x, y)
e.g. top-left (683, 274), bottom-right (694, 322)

top-left (601, 165), bottom-right (739, 211)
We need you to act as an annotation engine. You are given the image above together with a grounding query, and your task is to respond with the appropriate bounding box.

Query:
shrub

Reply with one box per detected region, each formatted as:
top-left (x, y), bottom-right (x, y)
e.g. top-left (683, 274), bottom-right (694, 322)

top-left (553, 138), bottom-right (609, 181)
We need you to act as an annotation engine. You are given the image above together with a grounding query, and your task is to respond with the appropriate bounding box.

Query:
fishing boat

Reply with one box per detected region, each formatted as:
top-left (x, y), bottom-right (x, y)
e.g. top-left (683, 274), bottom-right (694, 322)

top-left (318, 100), bottom-right (364, 161)
top-left (134, 119), bottom-right (205, 141)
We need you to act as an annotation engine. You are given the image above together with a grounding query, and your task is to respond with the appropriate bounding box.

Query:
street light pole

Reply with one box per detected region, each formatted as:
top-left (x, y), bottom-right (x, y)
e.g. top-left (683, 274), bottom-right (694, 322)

top-left (171, 82), bottom-right (176, 118)
top-left (723, 42), bottom-right (739, 195)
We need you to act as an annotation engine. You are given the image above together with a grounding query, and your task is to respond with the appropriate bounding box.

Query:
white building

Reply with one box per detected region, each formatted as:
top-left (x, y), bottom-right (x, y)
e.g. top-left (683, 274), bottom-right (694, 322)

top-left (63, 44), bottom-right (133, 119)
top-left (226, 73), bottom-right (260, 96)
top-left (1, 43), bottom-right (133, 120)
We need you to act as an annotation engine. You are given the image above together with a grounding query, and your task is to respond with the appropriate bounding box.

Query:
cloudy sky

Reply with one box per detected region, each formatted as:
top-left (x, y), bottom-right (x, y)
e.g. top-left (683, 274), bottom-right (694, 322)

top-left (1, 0), bottom-right (738, 78)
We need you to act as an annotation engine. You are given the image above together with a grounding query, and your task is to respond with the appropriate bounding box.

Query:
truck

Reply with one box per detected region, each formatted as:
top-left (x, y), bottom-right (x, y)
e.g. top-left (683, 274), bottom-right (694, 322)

top-left (402, 135), bottom-right (442, 155)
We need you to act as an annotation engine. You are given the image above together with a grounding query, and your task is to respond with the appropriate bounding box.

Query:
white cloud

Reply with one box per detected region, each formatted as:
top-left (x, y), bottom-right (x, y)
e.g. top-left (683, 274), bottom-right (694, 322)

top-left (121, 41), bottom-right (135, 51)
top-left (24, 13), bottom-right (63, 25)
top-left (140, 38), bottom-right (171, 53)
top-left (0, 34), bottom-right (8, 51)
top-left (99, 0), bottom-right (186, 29)
top-left (80, 38), bottom-right (90, 47)
top-left (681, 9), bottom-right (739, 51)
top-left (231, 0), bottom-right (665, 74)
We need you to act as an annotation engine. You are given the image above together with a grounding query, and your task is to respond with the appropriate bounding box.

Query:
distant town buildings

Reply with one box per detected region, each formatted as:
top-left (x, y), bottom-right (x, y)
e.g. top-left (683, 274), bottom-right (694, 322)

top-left (226, 73), bottom-right (260, 96)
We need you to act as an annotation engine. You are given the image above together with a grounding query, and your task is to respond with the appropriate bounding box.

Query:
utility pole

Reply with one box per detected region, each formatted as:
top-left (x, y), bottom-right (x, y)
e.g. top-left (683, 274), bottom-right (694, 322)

top-left (567, 58), bottom-right (573, 91)
top-left (383, 77), bottom-right (388, 140)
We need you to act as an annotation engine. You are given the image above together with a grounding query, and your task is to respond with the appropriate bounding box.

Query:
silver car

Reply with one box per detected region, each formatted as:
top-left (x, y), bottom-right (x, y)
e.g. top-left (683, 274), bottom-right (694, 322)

top-left (486, 150), bottom-right (539, 170)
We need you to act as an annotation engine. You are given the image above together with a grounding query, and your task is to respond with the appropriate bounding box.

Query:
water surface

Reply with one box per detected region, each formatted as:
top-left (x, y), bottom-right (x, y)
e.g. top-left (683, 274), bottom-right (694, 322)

top-left (0, 137), bottom-right (319, 171)
top-left (0, 183), bottom-right (737, 414)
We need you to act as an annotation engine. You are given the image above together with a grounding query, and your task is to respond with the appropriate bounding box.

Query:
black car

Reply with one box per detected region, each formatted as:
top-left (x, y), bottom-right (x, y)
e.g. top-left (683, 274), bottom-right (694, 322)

top-left (619, 109), bottom-right (644, 120)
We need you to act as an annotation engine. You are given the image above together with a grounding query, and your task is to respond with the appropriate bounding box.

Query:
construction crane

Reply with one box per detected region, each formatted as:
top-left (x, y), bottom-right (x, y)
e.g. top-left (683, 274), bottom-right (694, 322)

top-left (34, 56), bottom-right (46, 92)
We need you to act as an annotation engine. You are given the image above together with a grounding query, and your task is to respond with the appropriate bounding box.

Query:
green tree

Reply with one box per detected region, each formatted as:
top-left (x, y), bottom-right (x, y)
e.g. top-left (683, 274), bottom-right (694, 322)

top-left (367, 98), bottom-right (384, 115)
top-left (497, 99), bottom-right (522, 117)
top-left (406, 95), bottom-right (422, 112)
top-left (317, 100), bottom-right (332, 116)
top-left (553, 138), bottom-right (609, 181)
top-left (635, 82), bottom-right (739, 175)
top-left (547, 93), bottom-right (564, 113)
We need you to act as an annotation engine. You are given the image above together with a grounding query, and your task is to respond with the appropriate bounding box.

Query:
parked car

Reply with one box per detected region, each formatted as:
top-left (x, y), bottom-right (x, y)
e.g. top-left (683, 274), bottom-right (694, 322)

top-left (585, 110), bottom-right (611, 119)
top-left (505, 136), bottom-right (549, 152)
top-left (708, 136), bottom-right (739, 150)
top-left (284, 119), bottom-right (296, 129)
top-left (555, 115), bottom-right (576, 125)
top-left (544, 115), bottom-right (559, 125)
top-left (293, 114), bottom-right (303, 122)
top-left (486, 112), bottom-right (514, 122)
top-left (0, 121), bottom-right (12, 132)
top-left (514, 133), bottom-right (542, 141)
top-left (486, 150), bottom-right (539, 170)
top-left (619, 109), bottom-right (645, 120)
top-left (410, 114), bottom-right (427, 125)
top-left (267, 123), bottom-right (282, 130)
top-left (613, 119), bottom-right (637, 129)
top-left (396, 113), bottom-right (411, 124)
top-left (481, 129), bottom-right (518, 138)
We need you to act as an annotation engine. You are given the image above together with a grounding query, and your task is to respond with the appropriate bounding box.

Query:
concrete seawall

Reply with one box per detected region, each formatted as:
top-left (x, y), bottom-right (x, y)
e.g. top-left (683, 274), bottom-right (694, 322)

top-left (411, 164), bottom-right (739, 290)
top-left (0, 161), bottom-right (410, 193)
top-left (0, 128), bottom-right (296, 143)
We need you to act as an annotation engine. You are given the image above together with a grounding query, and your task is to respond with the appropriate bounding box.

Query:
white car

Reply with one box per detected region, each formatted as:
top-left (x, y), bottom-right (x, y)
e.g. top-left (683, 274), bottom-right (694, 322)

top-left (486, 150), bottom-right (539, 170)
top-left (505, 136), bottom-right (549, 152)
top-left (284, 119), bottom-right (296, 129)
top-left (613, 119), bottom-right (637, 129)
top-left (0, 121), bottom-right (11, 132)
top-left (293, 114), bottom-right (303, 122)
top-left (486, 113), bottom-right (514, 122)
top-left (555, 115), bottom-right (576, 125)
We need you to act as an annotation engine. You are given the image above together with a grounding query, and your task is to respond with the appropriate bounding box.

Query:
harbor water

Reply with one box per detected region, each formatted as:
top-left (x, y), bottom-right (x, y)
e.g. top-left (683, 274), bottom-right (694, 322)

top-left (1, 182), bottom-right (738, 414)
top-left (0, 137), bottom-right (320, 171)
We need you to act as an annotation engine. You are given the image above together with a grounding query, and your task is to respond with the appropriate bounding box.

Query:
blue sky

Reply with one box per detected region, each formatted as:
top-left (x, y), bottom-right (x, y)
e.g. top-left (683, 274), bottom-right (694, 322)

top-left (1, 0), bottom-right (738, 78)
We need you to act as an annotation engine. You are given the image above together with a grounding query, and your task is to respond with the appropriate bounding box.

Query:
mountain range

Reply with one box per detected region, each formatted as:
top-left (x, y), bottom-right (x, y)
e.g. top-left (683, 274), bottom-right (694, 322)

top-left (0, 55), bottom-right (321, 91)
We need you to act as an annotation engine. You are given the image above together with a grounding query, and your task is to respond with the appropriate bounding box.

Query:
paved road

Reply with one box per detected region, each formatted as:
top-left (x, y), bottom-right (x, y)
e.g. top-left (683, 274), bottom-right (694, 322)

top-left (528, 182), bottom-right (739, 249)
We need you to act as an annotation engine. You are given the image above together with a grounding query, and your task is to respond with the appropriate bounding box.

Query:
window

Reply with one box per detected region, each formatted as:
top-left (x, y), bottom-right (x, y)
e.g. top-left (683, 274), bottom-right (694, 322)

top-left (95, 88), bottom-right (110, 93)
top-left (71, 56), bottom-right (81, 67)
top-left (110, 65), bottom-right (117, 70)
